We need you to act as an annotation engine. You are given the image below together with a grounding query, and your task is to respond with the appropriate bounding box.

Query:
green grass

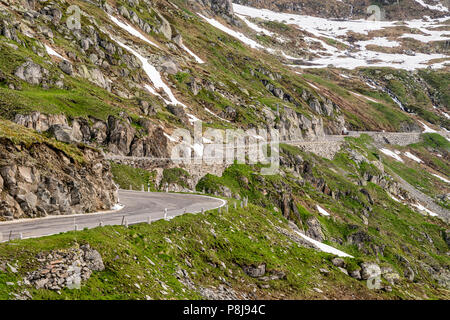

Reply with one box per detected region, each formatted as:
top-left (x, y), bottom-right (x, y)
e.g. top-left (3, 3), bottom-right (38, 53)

top-left (160, 168), bottom-right (191, 189)
top-left (0, 119), bottom-right (85, 163)
top-left (110, 162), bottom-right (157, 191)
top-left (0, 205), bottom-right (389, 300)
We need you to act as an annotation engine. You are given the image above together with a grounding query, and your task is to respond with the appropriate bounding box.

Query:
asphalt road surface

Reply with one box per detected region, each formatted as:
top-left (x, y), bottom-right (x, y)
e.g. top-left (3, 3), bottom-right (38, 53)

top-left (0, 190), bottom-right (227, 242)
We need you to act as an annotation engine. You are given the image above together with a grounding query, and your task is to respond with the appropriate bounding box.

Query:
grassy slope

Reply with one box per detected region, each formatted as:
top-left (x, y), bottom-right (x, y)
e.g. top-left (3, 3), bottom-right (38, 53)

top-left (195, 135), bottom-right (450, 297)
top-left (0, 204), bottom-right (416, 300)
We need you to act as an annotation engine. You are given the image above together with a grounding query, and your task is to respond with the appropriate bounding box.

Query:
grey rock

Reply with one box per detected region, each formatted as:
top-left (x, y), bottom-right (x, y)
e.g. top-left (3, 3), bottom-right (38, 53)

top-left (349, 269), bottom-right (362, 280)
top-left (404, 266), bottom-right (415, 282)
top-left (160, 60), bottom-right (179, 75)
top-left (243, 264), bottom-right (266, 278)
top-left (155, 10), bottom-right (172, 40)
top-left (306, 217), bottom-right (324, 242)
top-left (383, 272), bottom-right (400, 285)
top-left (59, 60), bottom-right (73, 75)
top-left (82, 245), bottom-right (105, 271)
top-left (360, 262), bottom-right (381, 280)
top-left (331, 258), bottom-right (346, 268)
top-left (47, 124), bottom-right (78, 143)
top-left (167, 104), bottom-right (189, 123)
top-left (107, 115), bottom-right (136, 155)
top-left (15, 61), bottom-right (47, 85)
top-left (14, 112), bottom-right (67, 132)
top-left (119, 6), bottom-right (130, 19)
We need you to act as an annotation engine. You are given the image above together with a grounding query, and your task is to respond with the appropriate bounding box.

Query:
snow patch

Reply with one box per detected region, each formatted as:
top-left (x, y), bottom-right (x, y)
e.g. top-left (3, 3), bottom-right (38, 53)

top-left (108, 14), bottom-right (160, 48)
top-left (111, 36), bottom-right (186, 107)
top-left (181, 44), bottom-right (205, 64)
top-left (44, 44), bottom-right (66, 60)
top-left (316, 205), bottom-right (330, 216)
top-left (388, 194), bottom-right (401, 202)
top-left (233, 3), bottom-right (450, 70)
top-left (432, 173), bottom-right (450, 184)
top-left (419, 121), bottom-right (438, 133)
top-left (294, 230), bottom-right (353, 258)
top-left (112, 203), bottom-right (125, 211)
top-left (412, 203), bottom-right (438, 217)
top-left (413, 0), bottom-right (448, 12)
top-left (164, 133), bottom-right (177, 142)
top-left (380, 148), bottom-right (404, 162)
top-left (404, 152), bottom-right (423, 163)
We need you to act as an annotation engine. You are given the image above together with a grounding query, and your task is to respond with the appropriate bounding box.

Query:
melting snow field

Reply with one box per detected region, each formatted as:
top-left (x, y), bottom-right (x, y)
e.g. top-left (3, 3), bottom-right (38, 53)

top-left (432, 173), bottom-right (450, 184)
top-left (45, 44), bottom-right (66, 60)
top-left (316, 205), bottom-right (331, 216)
top-left (420, 121), bottom-right (438, 133)
top-left (181, 44), bottom-right (205, 64)
top-left (294, 230), bottom-right (353, 258)
top-left (232, 4), bottom-right (450, 70)
top-left (414, 0), bottom-right (448, 12)
top-left (198, 13), bottom-right (263, 50)
top-left (107, 17), bottom-right (189, 108)
top-left (380, 148), bottom-right (404, 162)
top-left (404, 152), bottom-right (423, 163)
top-left (108, 14), bottom-right (160, 49)
top-left (114, 38), bottom-right (185, 106)
top-left (412, 203), bottom-right (438, 217)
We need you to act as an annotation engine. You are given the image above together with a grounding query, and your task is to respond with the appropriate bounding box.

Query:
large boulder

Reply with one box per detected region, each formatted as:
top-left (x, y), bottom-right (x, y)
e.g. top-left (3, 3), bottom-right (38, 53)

top-left (81, 244), bottom-right (105, 271)
top-left (47, 124), bottom-right (79, 143)
top-left (107, 116), bottom-right (136, 155)
top-left (306, 216), bottom-right (324, 242)
top-left (14, 61), bottom-right (47, 85)
top-left (160, 59), bottom-right (179, 75)
top-left (211, 0), bottom-right (234, 17)
top-left (155, 10), bottom-right (172, 40)
top-left (360, 262), bottom-right (381, 280)
top-left (14, 112), bottom-right (67, 133)
top-left (243, 264), bottom-right (266, 278)
top-left (59, 60), bottom-right (73, 75)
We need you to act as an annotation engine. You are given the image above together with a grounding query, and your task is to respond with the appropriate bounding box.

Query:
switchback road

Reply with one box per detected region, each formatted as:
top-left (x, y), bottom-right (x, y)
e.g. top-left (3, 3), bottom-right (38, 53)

top-left (0, 190), bottom-right (226, 242)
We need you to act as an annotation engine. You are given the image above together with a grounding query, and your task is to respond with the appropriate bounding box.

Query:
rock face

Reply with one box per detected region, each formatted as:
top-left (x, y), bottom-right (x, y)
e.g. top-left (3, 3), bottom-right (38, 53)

top-left (360, 262), bottom-right (381, 280)
top-left (211, 0), bottom-right (234, 16)
top-left (195, 0), bottom-right (239, 24)
top-left (305, 217), bottom-right (324, 242)
top-left (14, 61), bottom-right (48, 85)
top-left (13, 112), bottom-right (169, 159)
top-left (25, 244), bottom-right (104, 291)
top-left (243, 264), bottom-right (266, 278)
top-left (15, 112), bottom-right (68, 133)
top-left (0, 137), bottom-right (118, 220)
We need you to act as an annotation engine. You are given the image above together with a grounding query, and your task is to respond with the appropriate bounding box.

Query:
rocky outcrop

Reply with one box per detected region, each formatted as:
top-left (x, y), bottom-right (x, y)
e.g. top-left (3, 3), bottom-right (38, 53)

top-left (0, 137), bottom-right (118, 220)
top-left (305, 216), bottom-right (324, 242)
top-left (14, 60), bottom-right (48, 85)
top-left (13, 112), bottom-right (170, 159)
top-left (25, 244), bottom-right (104, 291)
top-left (243, 264), bottom-right (266, 278)
top-left (278, 107), bottom-right (327, 141)
top-left (196, 0), bottom-right (234, 17)
top-left (194, 0), bottom-right (240, 25)
top-left (14, 112), bottom-right (68, 133)
top-left (107, 115), bottom-right (136, 156)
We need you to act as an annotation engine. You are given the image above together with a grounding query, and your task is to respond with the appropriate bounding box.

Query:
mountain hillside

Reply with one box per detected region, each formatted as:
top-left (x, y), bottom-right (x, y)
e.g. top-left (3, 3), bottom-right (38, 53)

top-left (233, 0), bottom-right (450, 20)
